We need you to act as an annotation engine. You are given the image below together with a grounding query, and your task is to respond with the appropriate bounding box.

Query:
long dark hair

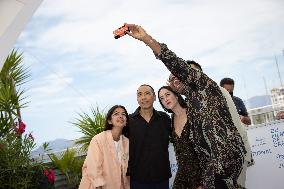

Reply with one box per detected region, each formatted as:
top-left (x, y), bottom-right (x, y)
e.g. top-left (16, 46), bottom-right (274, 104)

top-left (104, 105), bottom-right (129, 137)
top-left (158, 86), bottom-right (187, 113)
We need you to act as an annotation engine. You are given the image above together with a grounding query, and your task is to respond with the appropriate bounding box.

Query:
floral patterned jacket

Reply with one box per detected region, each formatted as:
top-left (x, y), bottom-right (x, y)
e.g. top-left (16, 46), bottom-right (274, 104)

top-left (155, 43), bottom-right (246, 189)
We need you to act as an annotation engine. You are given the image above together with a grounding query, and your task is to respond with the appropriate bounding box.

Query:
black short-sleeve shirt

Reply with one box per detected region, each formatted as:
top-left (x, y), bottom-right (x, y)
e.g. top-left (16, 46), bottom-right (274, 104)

top-left (127, 107), bottom-right (172, 183)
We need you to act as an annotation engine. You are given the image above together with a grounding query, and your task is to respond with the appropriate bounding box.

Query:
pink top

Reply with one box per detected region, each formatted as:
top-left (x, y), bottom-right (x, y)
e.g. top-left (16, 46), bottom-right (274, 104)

top-left (78, 130), bottom-right (130, 189)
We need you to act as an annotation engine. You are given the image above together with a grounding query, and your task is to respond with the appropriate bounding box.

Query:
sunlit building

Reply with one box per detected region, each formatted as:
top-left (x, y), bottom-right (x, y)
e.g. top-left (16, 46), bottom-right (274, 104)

top-left (248, 105), bottom-right (275, 125)
top-left (248, 86), bottom-right (284, 125)
top-left (271, 86), bottom-right (284, 110)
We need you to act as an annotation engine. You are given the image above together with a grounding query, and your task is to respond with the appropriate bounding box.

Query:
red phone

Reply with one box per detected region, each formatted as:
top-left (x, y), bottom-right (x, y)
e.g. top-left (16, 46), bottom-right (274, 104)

top-left (113, 24), bottom-right (129, 39)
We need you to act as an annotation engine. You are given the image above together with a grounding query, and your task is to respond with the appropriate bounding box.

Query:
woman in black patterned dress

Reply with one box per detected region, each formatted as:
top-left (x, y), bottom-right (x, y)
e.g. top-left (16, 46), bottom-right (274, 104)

top-left (124, 24), bottom-right (246, 189)
top-left (158, 85), bottom-right (203, 189)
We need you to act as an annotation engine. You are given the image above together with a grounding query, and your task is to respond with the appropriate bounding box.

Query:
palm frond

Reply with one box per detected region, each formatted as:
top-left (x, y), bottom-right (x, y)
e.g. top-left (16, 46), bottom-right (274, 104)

top-left (1, 49), bottom-right (31, 86)
top-left (71, 106), bottom-right (106, 151)
top-left (0, 49), bottom-right (30, 123)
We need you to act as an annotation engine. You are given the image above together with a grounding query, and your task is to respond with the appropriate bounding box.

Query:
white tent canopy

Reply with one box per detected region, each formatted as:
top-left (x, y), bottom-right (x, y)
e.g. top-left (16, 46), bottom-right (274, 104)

top-left (0, 0), bottom-right (42, 70)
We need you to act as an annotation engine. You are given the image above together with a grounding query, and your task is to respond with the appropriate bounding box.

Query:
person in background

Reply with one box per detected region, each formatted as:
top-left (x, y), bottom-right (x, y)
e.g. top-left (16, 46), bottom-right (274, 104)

top-left (78, 105), bottom-right (130, 189)
top-left (124, 23), bottom-right (246, 189)
top-left (220, 78), bottom-right (251, 125)
top-left (127, 84), bottom-right (171, 189)
top-left (276, 111), bottom-right (284, 120)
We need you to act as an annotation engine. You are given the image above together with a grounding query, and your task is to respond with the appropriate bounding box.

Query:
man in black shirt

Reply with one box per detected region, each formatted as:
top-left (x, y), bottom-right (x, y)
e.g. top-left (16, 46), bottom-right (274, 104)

top-left (127, 84), bottom-right (172, 189)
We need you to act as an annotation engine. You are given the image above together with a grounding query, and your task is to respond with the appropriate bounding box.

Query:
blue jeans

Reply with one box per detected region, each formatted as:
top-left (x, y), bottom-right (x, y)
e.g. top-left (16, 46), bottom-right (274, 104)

top-left (130, 179), bottom-right (169, 189)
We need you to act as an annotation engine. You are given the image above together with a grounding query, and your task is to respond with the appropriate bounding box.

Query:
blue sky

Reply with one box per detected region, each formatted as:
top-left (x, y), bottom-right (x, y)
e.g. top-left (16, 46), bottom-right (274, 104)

top-left (14, 0), bottom-right (284, 146)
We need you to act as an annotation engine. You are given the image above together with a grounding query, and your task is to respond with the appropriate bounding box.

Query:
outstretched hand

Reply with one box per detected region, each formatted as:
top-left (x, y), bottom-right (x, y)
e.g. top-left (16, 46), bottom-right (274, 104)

top-left (125, 23), bottom-right (148, 42)
top-left (124, 23), bottom-right (161, 55)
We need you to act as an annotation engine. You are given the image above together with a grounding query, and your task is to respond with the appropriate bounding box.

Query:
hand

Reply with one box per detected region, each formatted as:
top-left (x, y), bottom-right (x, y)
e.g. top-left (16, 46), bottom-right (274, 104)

top-left (240, 115), bottom-right (251, 125)
top-left (196, 186), bottom-right (203, 189)
top-left (124, 23), bottom-right (162, 54)
top-left (166, 76), bottom-right (185, 94)
top-left (125, 23), bottom-right (149, 42)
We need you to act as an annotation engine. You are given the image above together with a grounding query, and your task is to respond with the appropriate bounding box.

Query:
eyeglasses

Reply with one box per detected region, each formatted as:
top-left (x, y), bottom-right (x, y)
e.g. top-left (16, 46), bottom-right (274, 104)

top-left (168, 75), bottom-right (177, 83)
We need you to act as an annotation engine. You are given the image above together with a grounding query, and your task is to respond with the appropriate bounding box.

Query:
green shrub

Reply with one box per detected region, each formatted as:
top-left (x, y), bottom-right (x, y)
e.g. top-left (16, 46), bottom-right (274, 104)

top-left (0, 50), bottom-right (54, 189)
top-left (49, 148), bottom-right (84, 188)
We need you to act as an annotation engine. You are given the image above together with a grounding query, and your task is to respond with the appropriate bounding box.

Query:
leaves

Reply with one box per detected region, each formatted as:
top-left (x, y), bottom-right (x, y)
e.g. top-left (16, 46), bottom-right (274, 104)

top-left (0, 49), bottom-right (30, 133)
top-left (72, 106), bottom-right (106, 151)
top-left (1, 49), bottom-right (31, 86)
top-left (0, 50), bottom-right (52, 189)
top-left (48, 148), bottom-right (84, 188)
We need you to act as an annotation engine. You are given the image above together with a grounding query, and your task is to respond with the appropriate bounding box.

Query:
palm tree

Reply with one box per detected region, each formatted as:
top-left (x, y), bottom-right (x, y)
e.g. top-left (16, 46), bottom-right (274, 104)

top-left (72, 106), bottom-right (105, 152)
top-left (0, 49), bottom-right (30, 136)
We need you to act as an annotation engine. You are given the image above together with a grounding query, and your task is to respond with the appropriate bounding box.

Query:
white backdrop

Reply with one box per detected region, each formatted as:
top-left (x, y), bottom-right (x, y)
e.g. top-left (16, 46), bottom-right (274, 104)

top-left (169, 120), bottom-right (284, 189)
top-left (246, 120), bottom-right (284, 189)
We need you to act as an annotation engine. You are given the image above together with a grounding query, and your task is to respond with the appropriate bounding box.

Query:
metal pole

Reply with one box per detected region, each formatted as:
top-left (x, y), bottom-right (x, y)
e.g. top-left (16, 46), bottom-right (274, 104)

top-left (275, 56), bottom-right (283, 87)
top-left (263, 77), bottom-right (269, 104)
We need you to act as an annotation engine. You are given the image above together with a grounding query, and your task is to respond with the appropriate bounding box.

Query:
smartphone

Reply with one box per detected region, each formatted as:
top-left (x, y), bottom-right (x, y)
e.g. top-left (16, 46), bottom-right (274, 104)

top-left (113, 24), bottom-right (129, 39)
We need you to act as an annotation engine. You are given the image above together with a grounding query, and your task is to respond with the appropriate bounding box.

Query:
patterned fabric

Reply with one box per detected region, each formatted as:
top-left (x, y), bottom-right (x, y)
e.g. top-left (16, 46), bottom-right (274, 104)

top-left (171, 117), bottom-right (203, 189)
top-left (155, 43), bottom-right (246, 189)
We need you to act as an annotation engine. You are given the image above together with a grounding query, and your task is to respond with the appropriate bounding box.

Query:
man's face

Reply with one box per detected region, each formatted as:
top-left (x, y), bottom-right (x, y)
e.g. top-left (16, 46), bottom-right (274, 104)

top-left (167, 63), bottom-right (201, 94)
top-left (222, 84), bottom-right (234, 93)
top-left (190, 64), bottom-right (200, 71)
top-left (137, 85), bottom-right (156, 109)
top-left (167, 74), bottom-right (185, 94)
